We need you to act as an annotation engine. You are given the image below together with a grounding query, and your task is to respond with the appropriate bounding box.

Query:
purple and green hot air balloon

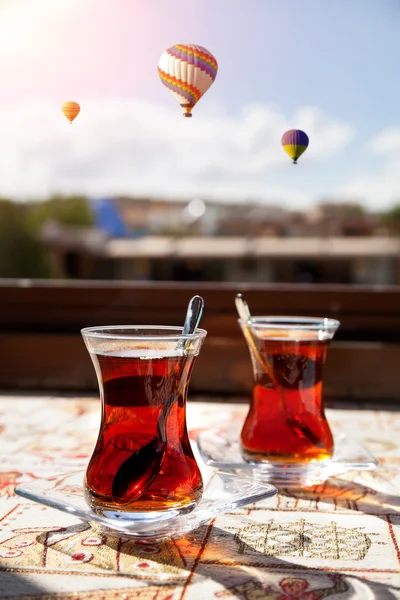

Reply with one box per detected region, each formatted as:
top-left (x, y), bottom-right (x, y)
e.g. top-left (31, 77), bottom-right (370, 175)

top-left (281, 129), bottom-right (309, 164)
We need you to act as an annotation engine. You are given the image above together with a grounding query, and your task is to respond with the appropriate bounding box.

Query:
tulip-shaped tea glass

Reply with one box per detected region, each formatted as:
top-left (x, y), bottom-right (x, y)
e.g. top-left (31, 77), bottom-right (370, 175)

top-left (81, 325), bottom-right (207, 518)
top-left (239, 316), bottom-right (340, 463)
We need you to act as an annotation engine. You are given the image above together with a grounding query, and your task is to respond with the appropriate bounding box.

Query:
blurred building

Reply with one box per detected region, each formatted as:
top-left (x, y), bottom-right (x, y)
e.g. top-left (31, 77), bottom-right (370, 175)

top-left (112, 197), bottom-right (296, 237)
top-left (110, 197), bottom-right (385, 239)
top-left (40, 229), bottom-right (400, 284)
top-left (39, 196), bottom-right (398, 284)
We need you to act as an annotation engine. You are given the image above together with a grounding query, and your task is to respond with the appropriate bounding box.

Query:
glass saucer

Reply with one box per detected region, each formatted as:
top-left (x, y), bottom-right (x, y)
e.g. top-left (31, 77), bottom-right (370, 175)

top-left (15, 470), bottom-right (277, 541)
top-left (197, 428), bottom-right (378, 487)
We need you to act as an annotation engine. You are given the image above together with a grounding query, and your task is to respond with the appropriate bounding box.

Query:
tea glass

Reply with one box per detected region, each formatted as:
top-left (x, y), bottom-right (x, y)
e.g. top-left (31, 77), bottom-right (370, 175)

top-left (239, 316), bottom-right (340, 463)
top-left (81, 325), bottom-right (207, 519)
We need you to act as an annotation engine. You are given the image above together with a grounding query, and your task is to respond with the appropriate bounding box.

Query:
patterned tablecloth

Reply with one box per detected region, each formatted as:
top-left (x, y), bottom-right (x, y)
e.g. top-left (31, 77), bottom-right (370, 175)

top-left (1, 394), bottom-right (400, 599)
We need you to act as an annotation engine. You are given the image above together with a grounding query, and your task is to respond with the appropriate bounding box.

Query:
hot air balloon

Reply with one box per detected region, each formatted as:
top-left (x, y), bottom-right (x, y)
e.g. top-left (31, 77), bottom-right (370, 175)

top-left (281, 130), bottom-right (309, 164)
top-left (158, 44), bottom-right (218, 117)
top-left (62, 102), bottom-right (80, 124)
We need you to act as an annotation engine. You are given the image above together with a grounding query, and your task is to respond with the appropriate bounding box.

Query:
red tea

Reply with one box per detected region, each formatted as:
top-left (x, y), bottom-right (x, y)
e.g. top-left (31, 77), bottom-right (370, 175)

top-left (241, 330), bottom-right (333, 462)
top-left (85, 349), bottom-right (203, 512)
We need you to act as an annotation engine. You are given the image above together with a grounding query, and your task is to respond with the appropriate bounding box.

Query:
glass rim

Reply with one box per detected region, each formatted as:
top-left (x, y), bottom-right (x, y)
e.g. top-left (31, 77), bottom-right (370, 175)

top-left (238, 315), bottom-right (340, 330)
top-left (81, 325), bottom-right (208, 341)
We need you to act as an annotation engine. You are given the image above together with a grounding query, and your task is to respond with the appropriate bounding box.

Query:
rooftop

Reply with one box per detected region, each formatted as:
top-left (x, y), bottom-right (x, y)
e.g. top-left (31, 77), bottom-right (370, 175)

top-left (105, 236), bottom-right (400, 259)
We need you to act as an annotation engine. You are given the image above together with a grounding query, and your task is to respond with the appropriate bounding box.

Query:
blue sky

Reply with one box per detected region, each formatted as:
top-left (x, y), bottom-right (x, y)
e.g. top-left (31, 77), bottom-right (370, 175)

top-left (0, 0), bottom-right (399, 209)
top-left (144, 0), bottom-right (400, 127)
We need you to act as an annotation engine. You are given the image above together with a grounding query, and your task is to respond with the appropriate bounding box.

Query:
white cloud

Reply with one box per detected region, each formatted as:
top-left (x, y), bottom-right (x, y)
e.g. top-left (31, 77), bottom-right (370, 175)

top-left (343, 127), bottom-right (400, 209)
top-left (369, 128), bottom-right (400, 155)
top-left (344, 159), bottom-right (400, 209)
top-left (0, 98), bottom-right (353, 207)
top-left (291, 106), bottom-right (354, 159)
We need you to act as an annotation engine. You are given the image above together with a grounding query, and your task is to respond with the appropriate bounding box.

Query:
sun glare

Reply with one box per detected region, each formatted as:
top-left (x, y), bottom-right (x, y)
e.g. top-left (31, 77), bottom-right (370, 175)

top-left (0, 0), bottom-right (81, 56)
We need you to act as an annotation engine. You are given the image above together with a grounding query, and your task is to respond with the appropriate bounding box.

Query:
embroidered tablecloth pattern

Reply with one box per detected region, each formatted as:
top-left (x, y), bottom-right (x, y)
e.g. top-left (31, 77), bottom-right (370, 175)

top-left (0, 395), bottom-right (400, 599)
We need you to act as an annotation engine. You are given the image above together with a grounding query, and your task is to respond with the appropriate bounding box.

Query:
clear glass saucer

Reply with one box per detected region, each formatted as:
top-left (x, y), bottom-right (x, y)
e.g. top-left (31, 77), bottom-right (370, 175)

top-left (15, 470), bottom-right (277, 541)
top-left (197, 428), bottom-right (378, 487)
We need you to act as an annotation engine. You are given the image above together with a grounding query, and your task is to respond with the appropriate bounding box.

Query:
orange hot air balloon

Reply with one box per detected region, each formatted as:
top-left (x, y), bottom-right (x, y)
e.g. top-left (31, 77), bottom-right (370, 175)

top-left (62, 101), bottom-right (80, 124)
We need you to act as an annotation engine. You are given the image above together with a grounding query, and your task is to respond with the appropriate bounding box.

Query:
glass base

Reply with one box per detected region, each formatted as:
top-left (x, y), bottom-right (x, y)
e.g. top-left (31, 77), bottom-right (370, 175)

top-left (197, 428), bottom-right (378, 487)
top-left (15, 470), bottom-right (277, 541)
top-left (86, 490), bottom-right (198, 520)
top-left (90, 501), bottom-right (197, 522)
top-left (240, 446), bottom-right (333, 464)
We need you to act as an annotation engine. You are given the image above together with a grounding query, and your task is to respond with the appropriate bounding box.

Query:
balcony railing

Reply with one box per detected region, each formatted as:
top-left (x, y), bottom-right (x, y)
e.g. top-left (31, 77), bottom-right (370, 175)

top-left (1, 279), bottom-right (400, 400)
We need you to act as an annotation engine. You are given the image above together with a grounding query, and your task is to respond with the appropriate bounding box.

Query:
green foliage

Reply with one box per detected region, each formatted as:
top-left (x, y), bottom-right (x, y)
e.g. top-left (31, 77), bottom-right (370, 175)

top-left (338, 203), bottom-right (365, 217)
top-left (317, 201), bottom-right (366, 218)
top-left (0, 199), bottom-right (50, 278)
top-left (381, 204), bottom-right (400, 235)
top-left (383, 204), bottom-right (400, 222)
top-left (0, 196), bottom-right (93, 278)
top-left (27, 195), bottom-right (93, 230)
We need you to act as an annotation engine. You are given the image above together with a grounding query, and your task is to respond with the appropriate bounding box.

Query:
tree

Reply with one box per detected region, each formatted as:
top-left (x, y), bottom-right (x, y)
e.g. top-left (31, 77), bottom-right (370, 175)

top-left (382, 204), bottom-right (400, 234)
top-left (383, 204), bottom-right (400, 221)
top-left (0, 200), bottom-right (50, 278)
top-left (316, 201), bottom-right (366, 219)
top-left (27, 195), bottom-right (93, 230)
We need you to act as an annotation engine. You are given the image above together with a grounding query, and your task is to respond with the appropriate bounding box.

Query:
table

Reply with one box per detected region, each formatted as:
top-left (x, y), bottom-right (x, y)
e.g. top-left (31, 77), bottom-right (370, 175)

top-left (1, 394), bottom-right (400, 599)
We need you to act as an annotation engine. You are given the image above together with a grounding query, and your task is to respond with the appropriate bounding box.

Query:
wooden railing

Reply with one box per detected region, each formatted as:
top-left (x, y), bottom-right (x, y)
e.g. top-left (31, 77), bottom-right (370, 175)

top-left (1, 279), bottom-right (400, 400)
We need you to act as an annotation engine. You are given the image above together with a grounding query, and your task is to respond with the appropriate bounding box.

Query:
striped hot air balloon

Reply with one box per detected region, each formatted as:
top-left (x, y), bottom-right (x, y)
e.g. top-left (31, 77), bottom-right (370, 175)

top-left (281, 129), bottom-right (309, 164)
top-left (158, 44), bottom-right (218, 117)
top-left (62, 101), bottom-right (80, 124)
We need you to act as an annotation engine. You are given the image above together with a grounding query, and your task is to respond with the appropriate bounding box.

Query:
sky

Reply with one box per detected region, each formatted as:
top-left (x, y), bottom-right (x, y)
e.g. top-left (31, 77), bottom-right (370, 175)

top-left (0, 0), bottom-right (399, 210)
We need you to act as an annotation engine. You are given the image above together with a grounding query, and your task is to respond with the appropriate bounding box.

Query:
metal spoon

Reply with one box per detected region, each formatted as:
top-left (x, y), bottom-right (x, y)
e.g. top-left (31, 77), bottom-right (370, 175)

top-left (111, 295), bottom-right (204, 505)
top-left (235, 293), bottom-right (284, 401)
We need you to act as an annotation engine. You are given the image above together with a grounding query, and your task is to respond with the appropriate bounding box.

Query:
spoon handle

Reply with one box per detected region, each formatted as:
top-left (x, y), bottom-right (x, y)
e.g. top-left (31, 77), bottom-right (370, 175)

top-left (162, 296), bottom-right (204, 440)
top-left (178, 295), bottom-right (204, 351)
